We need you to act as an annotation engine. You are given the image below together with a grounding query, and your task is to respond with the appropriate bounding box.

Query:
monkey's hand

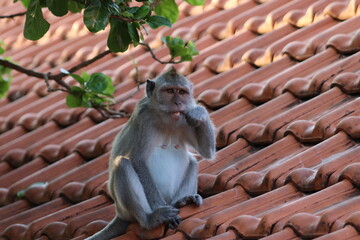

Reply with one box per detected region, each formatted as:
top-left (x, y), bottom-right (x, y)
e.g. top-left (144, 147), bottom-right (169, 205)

top-left (175, 194), bottom-right (203, 208)
top-left (183, 106), bottom-right (208, 128)
top-left (148, 205), bottom-right (181, 230)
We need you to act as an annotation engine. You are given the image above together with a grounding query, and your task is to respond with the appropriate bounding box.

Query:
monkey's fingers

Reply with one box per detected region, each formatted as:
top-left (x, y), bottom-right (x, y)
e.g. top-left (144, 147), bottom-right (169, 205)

top-left (184, 114), bottom-right (201, 128)
top-left (168, 215), bottom-right (182, 230)
top-left (193, 194), bottom-right (203, 206)
top-left (150, 205), bottom-right (179, 228)
top-left (175, 194), bottom-right (203, 208)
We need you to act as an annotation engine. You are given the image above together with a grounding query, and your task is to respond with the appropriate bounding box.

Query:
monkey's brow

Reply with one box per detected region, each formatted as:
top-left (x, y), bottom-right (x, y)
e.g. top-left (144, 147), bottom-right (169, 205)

top-left (161, 85), bottom-right (189, 91)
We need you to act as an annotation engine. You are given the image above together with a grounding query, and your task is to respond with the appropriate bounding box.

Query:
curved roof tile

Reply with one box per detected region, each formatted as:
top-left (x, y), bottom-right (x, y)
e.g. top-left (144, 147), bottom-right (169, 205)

top-left (1, 0), bottom-right (360, 239)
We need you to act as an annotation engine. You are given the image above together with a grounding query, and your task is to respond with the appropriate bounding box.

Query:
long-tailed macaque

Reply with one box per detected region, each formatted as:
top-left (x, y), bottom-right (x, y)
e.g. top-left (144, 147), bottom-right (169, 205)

top-left (86, 68), bottom-right (216, 239)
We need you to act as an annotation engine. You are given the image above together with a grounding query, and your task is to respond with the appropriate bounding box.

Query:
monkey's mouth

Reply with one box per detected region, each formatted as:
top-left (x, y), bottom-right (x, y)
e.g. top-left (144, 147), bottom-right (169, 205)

top-left (170, 111), bottom-right (182, 120)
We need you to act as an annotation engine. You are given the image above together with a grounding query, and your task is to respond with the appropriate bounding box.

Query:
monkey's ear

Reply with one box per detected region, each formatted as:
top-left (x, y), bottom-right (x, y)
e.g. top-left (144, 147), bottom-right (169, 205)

top-left (146, 80), bottom-right (156, 97)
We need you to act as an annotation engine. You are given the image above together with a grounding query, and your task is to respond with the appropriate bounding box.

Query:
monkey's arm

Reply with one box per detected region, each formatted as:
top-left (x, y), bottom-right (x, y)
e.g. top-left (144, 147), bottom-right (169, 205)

top-left (184, 105), bottom-right (216, 159)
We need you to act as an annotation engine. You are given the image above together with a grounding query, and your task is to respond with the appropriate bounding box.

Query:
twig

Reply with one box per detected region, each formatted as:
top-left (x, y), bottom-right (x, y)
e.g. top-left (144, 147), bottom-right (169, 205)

top-left (109, 15), bottom-right (134, 23)
top-left (0, 11), bottom-right (26, 19)
top-left (95, 107), bottom-right (128, 118)
top-left (140, 24), bottom-right (149, 36)
top-left (115, 87), bottom-right (142, 106)
top-left (0, 58), bottom-right (72, 92)
top-left (44, 72), bottom-right (67, 92)
top-left (52, 49), bottom-right (113, 79)
top-left (139, 42), bottom-right (182, 64)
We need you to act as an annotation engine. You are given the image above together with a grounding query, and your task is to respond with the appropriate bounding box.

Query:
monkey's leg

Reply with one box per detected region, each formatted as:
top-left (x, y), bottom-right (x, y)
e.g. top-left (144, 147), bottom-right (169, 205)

top-left (115, 157), bottom-right (180, 230)
top-left (171, 157), bottom-right (203, 208)
top-left (85, 216), bottom-right (128, 240)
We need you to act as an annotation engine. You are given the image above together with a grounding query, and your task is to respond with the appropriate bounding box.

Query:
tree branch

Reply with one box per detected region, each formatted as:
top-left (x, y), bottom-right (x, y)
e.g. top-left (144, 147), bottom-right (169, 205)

top-left (0, 11), bottom-right (26, 19)
top-left (139, 42), bottom-right (182, 64)
top-left (0, 57), bottom-right (71, 91)
top-left (0, 49), bottom-right (112, 92)
top-left (55, 49), bottom-right (113, 78)
top-left (0, 49), bottom-right (131, 118)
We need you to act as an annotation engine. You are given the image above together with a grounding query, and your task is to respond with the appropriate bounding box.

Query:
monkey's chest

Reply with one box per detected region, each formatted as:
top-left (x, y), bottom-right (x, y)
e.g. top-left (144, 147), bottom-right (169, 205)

top-left (146, 141), bottom-right (189, 202)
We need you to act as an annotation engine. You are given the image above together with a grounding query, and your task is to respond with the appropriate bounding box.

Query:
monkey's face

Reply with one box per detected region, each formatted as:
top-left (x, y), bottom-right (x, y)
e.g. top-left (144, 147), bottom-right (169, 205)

top-left (157, 85), bottom-right (193, 121)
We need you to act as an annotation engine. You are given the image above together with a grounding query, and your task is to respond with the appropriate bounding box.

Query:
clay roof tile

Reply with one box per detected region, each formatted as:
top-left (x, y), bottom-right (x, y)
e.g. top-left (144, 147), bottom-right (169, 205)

top-left (324, 0), bottom-right (360, 20)
top-left (336, 116), bottom-right (360, 139)
top-left (1, 0), bottom-right (360, 239)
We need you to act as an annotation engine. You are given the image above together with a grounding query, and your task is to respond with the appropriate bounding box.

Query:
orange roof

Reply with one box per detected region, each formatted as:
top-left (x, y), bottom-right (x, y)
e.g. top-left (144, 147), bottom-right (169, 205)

top-left (1, 0), bottom-right (360, 239)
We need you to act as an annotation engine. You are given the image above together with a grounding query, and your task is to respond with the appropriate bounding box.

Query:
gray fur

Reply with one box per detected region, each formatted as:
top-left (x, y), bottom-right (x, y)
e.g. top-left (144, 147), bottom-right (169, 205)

top-left (86, 69), bottom-right (215, 239)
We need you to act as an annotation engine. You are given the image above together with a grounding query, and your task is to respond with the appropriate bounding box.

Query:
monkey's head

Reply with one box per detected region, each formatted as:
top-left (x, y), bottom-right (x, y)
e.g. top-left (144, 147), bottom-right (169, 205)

top-left (146, 68), bottom-right (194, 121)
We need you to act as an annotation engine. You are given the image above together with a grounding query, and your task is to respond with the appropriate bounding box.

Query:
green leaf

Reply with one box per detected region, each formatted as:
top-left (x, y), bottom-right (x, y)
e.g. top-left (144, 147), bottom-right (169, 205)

top-left (170, 37), bottom-right (185, 46)
top-left (146, 15), bottom-right (172, 29)
top-left (0, 75), bottom-right (11, 98)
top-left (107, 18), bottom-right (132, 52)
top-left (184, 0), bottom-right (205, 5)
top-left (70, 73), bottom-right (85, 86)
top-left (21, 0), bottom-right (31, 8)
top-left (90, 95), bottom-right (106, 107)
top-left (81, 93), bottom-right (93, 107)
top-left (46, 0), bottom-right (68, 17)
top-left (66, 93), bottom-right (82, 108)
top-left (39, 0), bottom-right (46, 7)
top-left (162, 36), bottom-right (199, 62)
top-left (86, 73), bottom-right (109, 93)
top-left (127, 22), bottom-right (139, 47)
top-left (24, 0), bottom-right (50, 41)
top-left (161, 35), bottom-right (170, 45)
top-left (84, 73), bottom-right (115, 97)
top-left (187, 40), bottom-right (199, 56)
top-left (84, 0), bottom-right (110, 33)
top-left (0, 57), bottom-right (13, 98)
top-left (134, 5), bottom-right (150, 19)
top-left (0, 47), bottom-right (4, 55)
top-left (70, 86), bottom-right (85, 95)
top-left (154, 0), bottom-right (178, 24)
top-left (106, 1), bottom-right (120, 15)
top-left (172, 45), bottom-right (188, 57)
top-left (103, 78), bottom-right (115, 96)
top-left (68, 0), bottom-right (84, 13)
top-left (81, 71), bottom-right (90, 82)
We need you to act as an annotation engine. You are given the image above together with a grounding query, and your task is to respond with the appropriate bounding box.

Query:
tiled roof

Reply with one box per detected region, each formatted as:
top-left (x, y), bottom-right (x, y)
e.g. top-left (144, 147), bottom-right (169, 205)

top-left (1, 0), bottom-right (360, 239)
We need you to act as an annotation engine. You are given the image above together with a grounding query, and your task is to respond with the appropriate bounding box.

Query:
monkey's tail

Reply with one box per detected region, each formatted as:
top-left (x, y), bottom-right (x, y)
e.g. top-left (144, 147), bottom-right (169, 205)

top-left (85, 216), bottom-right (128, 240)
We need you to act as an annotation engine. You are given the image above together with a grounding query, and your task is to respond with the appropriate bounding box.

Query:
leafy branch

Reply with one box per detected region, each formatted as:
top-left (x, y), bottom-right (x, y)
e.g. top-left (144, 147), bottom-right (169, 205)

top-left (0, 50), bottom-right (112, 91)
top-left (0, 49), bottom-right (123, 118)
top-left (0, 0), bottom-right (203, 118)
top-left (139, 42), bottom-right (182, 64)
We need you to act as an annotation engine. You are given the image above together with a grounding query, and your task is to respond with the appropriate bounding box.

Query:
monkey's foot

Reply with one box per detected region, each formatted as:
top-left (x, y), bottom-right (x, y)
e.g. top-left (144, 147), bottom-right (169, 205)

top-left (175, 194), bottom-right (203, 208)
top-left (148, 205), bottom-right (180, 229)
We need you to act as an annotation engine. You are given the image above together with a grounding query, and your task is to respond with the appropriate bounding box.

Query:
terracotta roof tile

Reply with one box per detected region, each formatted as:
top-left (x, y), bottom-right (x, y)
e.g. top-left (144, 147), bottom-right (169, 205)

top-left (313, 224), bottom-right (360, 240)
top-left (1, 0), bottom-right (360, 239)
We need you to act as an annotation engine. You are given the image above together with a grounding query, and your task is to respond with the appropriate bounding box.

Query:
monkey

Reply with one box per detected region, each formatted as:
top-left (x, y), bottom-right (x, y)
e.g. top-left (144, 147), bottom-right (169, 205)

top-left (86, 68), bottom-right (216, 240)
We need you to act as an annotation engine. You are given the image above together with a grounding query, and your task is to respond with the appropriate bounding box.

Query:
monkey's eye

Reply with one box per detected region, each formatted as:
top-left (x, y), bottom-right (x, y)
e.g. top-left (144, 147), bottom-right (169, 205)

top-left (179, 89), bottom-right (188, 95)
top-left (166, 89), bottom-right (175, 94)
